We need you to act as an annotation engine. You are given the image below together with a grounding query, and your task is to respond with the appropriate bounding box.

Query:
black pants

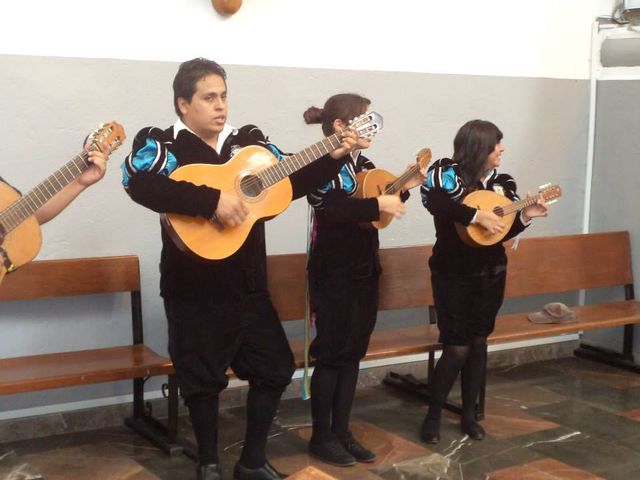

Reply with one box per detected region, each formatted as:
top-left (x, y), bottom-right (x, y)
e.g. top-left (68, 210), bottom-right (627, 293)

top-left (309, 274), bottom-right (379, 366)
top-left (164, 293), bottom-right (295, 401)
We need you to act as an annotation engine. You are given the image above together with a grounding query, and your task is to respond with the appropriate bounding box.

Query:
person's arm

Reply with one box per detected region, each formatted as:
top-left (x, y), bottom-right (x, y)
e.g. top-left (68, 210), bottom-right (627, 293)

top-left (289, 129), bottom-right (368, 200)
top-left (35, 149), bottom-right (108, 225)
top-left (320, 189), bottom-right (380, 224)
top-left (122, 127), bottom-right (221, 219)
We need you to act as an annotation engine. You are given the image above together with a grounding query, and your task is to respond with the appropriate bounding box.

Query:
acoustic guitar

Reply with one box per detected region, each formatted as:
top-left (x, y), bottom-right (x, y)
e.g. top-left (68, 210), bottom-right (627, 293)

top-left (355, 147), bottom-right (432, 229)
top-left (0, 122), bottom-right (126, 284)
top-left (162, 111), bottom-right (384, 260)
top-left (455, 183), bottom-right (561, 247)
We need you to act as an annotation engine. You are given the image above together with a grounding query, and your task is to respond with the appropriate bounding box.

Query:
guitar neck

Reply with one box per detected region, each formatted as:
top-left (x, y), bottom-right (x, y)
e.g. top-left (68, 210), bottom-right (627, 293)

top-left (498, 194), bottom-right (541, 216)
top-left (258, 133), bottom-right (343, 188)
top-left (385, 163), bottom-right (420, 195)
top-left (0, 149), bottom-right (93, 234)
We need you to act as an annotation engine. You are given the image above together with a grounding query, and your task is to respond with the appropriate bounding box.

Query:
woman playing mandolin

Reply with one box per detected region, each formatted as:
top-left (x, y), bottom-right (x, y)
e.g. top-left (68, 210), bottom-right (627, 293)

top-left (304, 93), bottom-right (424, 467)
top-left (419, 119), bottom-right (548, 444)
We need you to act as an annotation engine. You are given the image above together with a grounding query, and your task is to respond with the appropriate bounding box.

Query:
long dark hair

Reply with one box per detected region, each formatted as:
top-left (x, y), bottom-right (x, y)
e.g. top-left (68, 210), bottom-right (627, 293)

top-left (452, 119), bottom-right (503, 188)
top-left (303, 93), bottom-right (370, 136)
top-left (173, 58), bottom-right (227, 117)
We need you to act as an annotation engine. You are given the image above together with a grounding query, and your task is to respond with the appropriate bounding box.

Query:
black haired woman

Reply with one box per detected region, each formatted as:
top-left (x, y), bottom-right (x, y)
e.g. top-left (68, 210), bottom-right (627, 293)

top-left (304, 93), bottom-right (424, 467)
top-left (419, 119), bottom-right (548, 443)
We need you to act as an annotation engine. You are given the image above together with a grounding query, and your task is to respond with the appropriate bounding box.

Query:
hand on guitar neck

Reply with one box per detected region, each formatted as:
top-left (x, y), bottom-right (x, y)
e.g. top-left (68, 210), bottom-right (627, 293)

top-left (520, 193), bottom-right (549, 222)
top-left (211, 122), bottom-right (370, 229)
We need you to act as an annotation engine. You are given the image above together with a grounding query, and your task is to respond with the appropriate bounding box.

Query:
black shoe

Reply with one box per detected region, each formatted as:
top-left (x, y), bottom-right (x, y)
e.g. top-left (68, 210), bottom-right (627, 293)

top-left (197, 463), bottom-right (223, 480)
top-left (233, 461), bottom-right (285, 480)
top-left (420, 416), bottom-right (441, 444)
top-left (309, 436), bottom-right (356, 467)
top-left (461, 420), bottom-right (485, 440)
top-left (338, 434), bottom-right (376, 463)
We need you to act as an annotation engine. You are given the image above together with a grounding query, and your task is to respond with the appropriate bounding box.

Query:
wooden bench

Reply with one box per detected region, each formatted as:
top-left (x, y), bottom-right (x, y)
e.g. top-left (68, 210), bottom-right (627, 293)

top-left (0, 256), bottom-right (180, 454)
top-left (268, 231), bottom-right (640, 417)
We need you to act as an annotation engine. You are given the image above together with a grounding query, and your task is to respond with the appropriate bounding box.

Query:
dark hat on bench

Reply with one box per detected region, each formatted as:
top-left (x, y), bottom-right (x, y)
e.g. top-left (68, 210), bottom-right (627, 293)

top-left (528, 302), bottom-right (577, 324)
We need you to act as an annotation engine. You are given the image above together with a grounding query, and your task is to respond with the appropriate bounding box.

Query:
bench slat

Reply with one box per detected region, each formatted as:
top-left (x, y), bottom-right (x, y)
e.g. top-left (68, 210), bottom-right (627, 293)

top-left (489, 300), bottom-right (640, 344)
top-left (0, 256), bottom-right (141, 301)
top-left (0, 345), bottom-right (173, 394)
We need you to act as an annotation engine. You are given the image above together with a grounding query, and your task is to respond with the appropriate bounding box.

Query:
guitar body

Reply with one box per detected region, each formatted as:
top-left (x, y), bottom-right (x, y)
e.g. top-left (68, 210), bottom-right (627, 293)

top-left (455, 189), bottom-right (516, 247)
top-left (162, 145), bottom-right (294, 260)
top-left (0, 181), bottom-right (42, 283)
top-left (355, 169), bottom-right (399, 229)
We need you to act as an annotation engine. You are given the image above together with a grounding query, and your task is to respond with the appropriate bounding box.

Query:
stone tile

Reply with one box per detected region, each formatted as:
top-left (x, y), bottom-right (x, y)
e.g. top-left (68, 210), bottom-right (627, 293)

top-left (525, 433), bottom-right (640, 478)
top-left (0, 450), bottom-right (43, 479)
top-left (480, 403), bottom-right (560, 440)
top-left (547, 357), bottom-right (640, 390)
top-left (529, 399), bottom-right (640, 442)
top-left (617, 407), bottom-right (640, 422)
top-left (489, 458), bottom-right (605, 479)
top-left (22, 444), bottom-right (159, 480)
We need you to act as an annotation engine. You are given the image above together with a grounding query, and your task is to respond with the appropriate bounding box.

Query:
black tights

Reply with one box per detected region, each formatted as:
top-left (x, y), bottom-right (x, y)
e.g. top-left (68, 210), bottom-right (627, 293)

top-left (423, 336), bottom-right (487, 431)
top-left (310, 362), bottom-right (360, 441)
top-left (187, 386), bottom-right (282, 469)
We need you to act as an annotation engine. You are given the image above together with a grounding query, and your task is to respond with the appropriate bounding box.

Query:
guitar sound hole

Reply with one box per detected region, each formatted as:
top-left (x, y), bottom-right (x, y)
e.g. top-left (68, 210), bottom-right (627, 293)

top-left (240, 175), bottom-right (264, 198)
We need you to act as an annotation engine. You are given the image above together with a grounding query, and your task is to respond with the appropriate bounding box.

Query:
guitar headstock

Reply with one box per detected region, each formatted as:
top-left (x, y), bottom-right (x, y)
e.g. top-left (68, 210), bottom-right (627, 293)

top-left (88, 121), bottom-right (126, 155)
top-left (347, 111), bottom-right (383, 139)
top-left (538, 183), bottom-right (562, 204)
top-left (415, 147), bottom-right (432, 168)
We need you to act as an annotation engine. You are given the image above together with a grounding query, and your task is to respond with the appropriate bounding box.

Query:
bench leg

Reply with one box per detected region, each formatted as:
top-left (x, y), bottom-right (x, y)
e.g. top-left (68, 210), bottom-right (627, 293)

top-left (125, 375), bottom-right (183, 456)
top-left (384, 350), bottom-right (487, 420)
top-left (574, 324), bottom-right (640, 374)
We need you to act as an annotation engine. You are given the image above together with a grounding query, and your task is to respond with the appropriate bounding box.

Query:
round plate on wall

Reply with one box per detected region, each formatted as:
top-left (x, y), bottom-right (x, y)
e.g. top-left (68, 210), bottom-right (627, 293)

top-left (212, 0), bottom-right (242, 15)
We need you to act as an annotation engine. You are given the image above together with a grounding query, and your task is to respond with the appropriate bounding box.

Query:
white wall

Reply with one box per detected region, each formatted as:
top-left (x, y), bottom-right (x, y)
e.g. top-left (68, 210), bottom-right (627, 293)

top-left (1, 0), bottom-right (617, 79)
top-left (0, 0), bottom-right (617, 415)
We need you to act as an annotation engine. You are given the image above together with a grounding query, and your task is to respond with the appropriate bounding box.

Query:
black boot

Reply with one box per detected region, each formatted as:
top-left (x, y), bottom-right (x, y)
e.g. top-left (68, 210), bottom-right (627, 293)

top-left (233, 461), bottom-right (285, 480)
top-left (197, 463), bottom-right (223, 480)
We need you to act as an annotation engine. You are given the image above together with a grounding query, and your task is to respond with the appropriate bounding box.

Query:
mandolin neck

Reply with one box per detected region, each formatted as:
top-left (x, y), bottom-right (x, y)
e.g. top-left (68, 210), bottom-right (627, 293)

top-left (496, 193), bottom-right (541, 217)
top-left (384, 163), bottom-right (420, 195)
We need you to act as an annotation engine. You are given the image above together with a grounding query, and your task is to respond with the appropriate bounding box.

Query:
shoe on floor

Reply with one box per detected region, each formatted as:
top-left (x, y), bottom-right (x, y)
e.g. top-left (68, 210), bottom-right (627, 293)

top-left (309, 436), bottom-right (356, 467)
top-left (461, 420), bottom-right (486, 440)
top-left (233, 461), bottom-right (285, 480)
top-left (197, 463), bottom-right (222, 480)
top-left (338, 434), bottom-right (376, 463)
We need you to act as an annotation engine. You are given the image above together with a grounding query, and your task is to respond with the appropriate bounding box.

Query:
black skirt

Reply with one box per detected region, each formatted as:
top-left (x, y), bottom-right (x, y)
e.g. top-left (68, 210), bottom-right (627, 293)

top-left (431, 268), bottom-right (506, 345)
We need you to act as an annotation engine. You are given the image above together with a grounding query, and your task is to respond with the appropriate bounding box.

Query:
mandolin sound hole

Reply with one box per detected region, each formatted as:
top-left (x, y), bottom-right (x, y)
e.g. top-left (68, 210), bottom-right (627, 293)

top-left (493, 206), bottom-right (504, 217)
top-left (240, 175), bottom-right (264, 198)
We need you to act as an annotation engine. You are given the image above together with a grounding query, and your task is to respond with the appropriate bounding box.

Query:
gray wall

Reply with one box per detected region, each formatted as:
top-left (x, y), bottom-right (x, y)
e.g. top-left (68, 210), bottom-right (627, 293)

top-left (0, 55), bottom-right (589, 413)
top-left (586, 79), bottom-right (640, 354)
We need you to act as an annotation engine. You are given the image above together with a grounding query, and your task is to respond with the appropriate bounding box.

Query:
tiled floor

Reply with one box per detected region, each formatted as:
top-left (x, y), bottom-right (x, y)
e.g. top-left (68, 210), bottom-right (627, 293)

top-left (1, 356), bottom-right (640, 480)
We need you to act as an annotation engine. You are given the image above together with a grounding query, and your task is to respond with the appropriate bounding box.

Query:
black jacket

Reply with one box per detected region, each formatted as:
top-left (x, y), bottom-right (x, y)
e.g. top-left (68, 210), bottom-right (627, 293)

top-left (123, 124), bottom-right (348, 302)
top-left (420, 158), bottom-right (528, 275)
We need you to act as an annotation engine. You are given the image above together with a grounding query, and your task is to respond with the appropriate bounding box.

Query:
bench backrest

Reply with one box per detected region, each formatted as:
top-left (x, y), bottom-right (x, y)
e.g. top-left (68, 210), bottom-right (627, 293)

top-left (0, 255), bottom-right (144, 344)
top-left (0, 255), bottom-right (141, 301)
top-left (504, 231), bottom-right (633, 297)
top-left (268, 245), bottom-right (433, 321)
top-left (268, 231), bottom-right (634, 320)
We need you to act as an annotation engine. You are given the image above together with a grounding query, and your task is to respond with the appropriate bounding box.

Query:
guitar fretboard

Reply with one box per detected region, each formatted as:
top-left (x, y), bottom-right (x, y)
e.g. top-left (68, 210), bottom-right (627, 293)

top-left (495, 193), bottom-right (548, 217)
top-left (255, 133), bottom-right (342, 188)
top-left (0, 150), bottom-right (93, 234)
